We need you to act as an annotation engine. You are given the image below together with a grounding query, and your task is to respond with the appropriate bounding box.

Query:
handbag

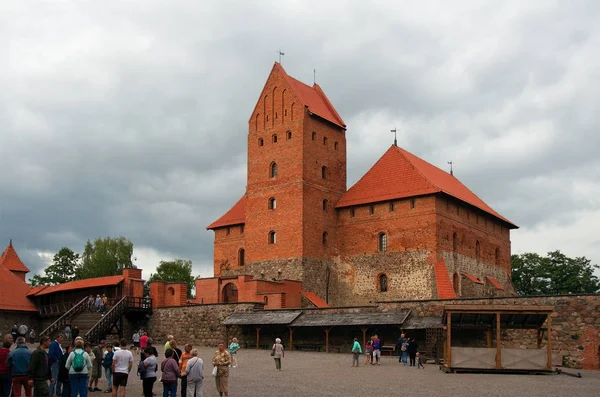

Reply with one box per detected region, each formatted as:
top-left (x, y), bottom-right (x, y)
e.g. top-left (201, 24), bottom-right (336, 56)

top-left (270, 350), bottom-right (275, 357)
top-left (212, 366), bottom-right (218, 377)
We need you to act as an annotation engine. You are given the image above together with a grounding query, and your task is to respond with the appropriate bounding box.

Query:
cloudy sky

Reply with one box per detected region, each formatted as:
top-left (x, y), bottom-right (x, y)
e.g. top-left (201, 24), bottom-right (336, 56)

top-left (1, 1), bottom-right (599, 279)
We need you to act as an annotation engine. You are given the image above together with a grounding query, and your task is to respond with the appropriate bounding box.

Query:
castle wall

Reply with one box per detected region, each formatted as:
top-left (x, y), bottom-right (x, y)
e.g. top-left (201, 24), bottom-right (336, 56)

top-left (0, 311), bottom-right (40, 339)
top-left (213, 225), bottom-right (245, 276)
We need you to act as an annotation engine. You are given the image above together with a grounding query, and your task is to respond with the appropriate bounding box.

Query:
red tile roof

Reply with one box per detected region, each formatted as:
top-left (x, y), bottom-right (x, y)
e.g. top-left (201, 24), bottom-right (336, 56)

top-left (0, 266), bottom-right (38, 312)
top-left (0, 240), bottom-right (30, 273)
top-left (207, 196), bottom-right (246, 230)
top-left (486, 276), bottom-right (505, 291)
top-left (301, 291), bottom-right (329, 308)
top-left (32, 275), bottom-right (124, 296)
top-left (336, 145), bottom-right (517, 228)
top-left (275, 63), bottom-right (345, 128)
top-left (434, 258), bottom-right (457, 299)
top-left (462, 273), bottom-right (484, 284)
top-left (26, 285), bottom-right (49, 297)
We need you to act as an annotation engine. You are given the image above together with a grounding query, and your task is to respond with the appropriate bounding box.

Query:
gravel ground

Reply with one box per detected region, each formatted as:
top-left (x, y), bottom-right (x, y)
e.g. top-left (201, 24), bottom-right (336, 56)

top-left (58, 346), bottom-right (600, 397)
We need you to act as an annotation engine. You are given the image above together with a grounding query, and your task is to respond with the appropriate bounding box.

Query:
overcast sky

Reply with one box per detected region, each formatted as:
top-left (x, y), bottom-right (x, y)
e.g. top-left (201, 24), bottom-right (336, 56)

top-left (1, 1), bottom-right (599, 280)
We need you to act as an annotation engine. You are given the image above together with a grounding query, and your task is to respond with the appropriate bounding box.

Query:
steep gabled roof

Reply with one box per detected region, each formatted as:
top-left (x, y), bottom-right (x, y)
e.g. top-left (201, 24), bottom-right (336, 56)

top-left (434, 258), bottom-right (457, 300)
top-left (0, 240), bottom-right (30, 273)
top-left (0, 266), bottom-right (38, 312)
top-left (207, 196), bottom-right (246, 230)
top-left (336, 145), bottom-right (517, 228)
top-left (32, 275), bottom-right (124, 296)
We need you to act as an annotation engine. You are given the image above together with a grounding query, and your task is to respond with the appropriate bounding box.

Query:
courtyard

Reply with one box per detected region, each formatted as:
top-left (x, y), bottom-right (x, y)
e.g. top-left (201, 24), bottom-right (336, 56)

top-left (81, 345), bottom-right (600, 397)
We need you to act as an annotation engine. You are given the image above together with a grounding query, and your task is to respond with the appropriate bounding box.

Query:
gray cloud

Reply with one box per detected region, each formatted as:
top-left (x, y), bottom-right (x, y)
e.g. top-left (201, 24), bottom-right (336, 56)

top-left (1, 0), bottom-right (599, 277)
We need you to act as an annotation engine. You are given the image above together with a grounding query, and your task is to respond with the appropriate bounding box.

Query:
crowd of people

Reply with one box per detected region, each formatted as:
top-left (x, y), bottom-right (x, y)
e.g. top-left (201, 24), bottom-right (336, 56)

top-left (87, 296), bottom-right (109, 316)
top-left (353, 333), bottom-right (424, 368)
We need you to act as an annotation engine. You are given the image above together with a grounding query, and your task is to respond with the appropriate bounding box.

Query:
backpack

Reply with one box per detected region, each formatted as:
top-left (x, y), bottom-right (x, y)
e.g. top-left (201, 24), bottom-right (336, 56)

top-left (73, 350), bottom-right (85, 372)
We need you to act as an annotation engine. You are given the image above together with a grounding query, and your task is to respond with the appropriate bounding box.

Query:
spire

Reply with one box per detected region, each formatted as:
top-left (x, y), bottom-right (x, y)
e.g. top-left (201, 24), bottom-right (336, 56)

top-left (391, 128), bottom-right (397, 146)
top-left (9, 239), bottom-right (12, 247)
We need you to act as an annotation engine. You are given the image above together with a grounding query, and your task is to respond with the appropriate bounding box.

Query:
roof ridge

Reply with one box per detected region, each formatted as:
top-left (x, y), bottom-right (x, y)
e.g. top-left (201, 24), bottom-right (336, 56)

top-left (394, 146), bottom-right (441, 192)
top-left (313, 83), bottom-right (345, 127)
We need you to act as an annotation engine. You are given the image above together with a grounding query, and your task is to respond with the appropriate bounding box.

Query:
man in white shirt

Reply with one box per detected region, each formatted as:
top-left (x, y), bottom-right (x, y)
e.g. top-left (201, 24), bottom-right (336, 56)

top-left (111, 338), bottom-right (133, 397)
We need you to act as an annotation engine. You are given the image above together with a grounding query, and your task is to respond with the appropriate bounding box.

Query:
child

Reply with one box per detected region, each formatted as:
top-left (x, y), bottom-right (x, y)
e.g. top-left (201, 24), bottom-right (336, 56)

top-left (229, 337), bottom-right (240, 368)
top-left (416, 352), bottom-right (424, 369)
top-left (103, 344), bottom-right (114, 393)
top-left (364, 340), bottom-right (372, 365)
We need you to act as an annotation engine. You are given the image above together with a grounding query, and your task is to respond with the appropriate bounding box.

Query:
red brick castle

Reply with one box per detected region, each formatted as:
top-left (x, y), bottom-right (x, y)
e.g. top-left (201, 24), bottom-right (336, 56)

top-left (195, 63), bottom-right (518, 308)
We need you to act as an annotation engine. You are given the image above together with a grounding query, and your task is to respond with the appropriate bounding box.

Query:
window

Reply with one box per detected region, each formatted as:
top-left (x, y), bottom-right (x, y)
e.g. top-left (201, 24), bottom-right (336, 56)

top-left (369, 205), bottom-right (374, 215)
top-left (334, 141), bottom-right (339, 150)
top-left (378, 274), bottom-right (388, 292)
top-left (266, 114), bottom-right (269, 122)
top-left (378, 233), bottom-right (387, 252)
top-left (258, 138), bottom-right (264, 147)
top-left (453, 273), bottom-right (460, 295)
top-left (322, 199), bottom-right (328, 211)
top-left (268, 197), bottom-right (276, 210)
top-left (410, 199), bottom-right (415, 209)
top-left (321, 166), bottom-right (328, 179)
top-left (475, 240), bottom-right (480, 260)
top-left (272, 134), bottom-right (278, 143)
top-left (238, 248), bottom-right (245, 267)
top-left (389, 202), bottom-right (395, 212)
top-left (312, 131), bottom-right (316, 141)
top-left (350, 207), bottom-right (355, 218)
top-left (270, 162), bottom-right (278, 178)
top-left (322, 232), bottom-right (328, 245)
top-left (240, 225), bottom-right (244, 234)
top-left (495, 248), bottom-right (500, 266)
top-left (323, 136), bottom-right (328, 145)
top-left (268, 231), bottom-right (276, 244)
top-left (226, 227), bottom-right (230, 236)
top-left (275, 112), bottom-right (278, 119)
top-left (284, 109), bottom-right (287, 116)
top-left (264, 296), bottom-right (268, 305)
top-left (286, 130), bottom-right (292, 140)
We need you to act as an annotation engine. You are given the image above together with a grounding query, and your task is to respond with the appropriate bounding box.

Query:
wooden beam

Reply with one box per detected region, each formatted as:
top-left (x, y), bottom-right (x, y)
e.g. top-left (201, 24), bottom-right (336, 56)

top-left (495, 312), bottom-right (501, 369)
top-left (486, 329), bottom-right (492, 348)
top-left (536, 329), bottom-right (544, 349)
top-left (324, 327), bottom-right (331, 353)
top-left (288, 327), bottom-right (294, 352)
top-left (546, 314), bottom-right (553, 370)
top-left (255, 327), bottom-right (260, 349)
top-left (361, 327), bottom-right (368, 349)
top-left (446, 312), bottom-right (452, 367)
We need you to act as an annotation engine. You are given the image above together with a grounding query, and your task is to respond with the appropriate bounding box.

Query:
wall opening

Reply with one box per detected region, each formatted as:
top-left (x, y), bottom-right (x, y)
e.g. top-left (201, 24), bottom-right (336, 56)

top-left (222, 283), bottom-right (238, 303)
top-left (286, 130), bottom-right (292, 140)
top-left (264, 296), bottom-right (268, 305)
top-left (378, 274), bottom-right (388, 292)
top-left (322, 199), bottom-right (328, 211)
top-left (495, 248), bottom-right (500, 266)
top-left (321, 166), bottom-right (328, 179)
top-left (258, 138), bottom-right (264, 147)
top-left (272, 134), bottom-right (278, 143)
top-left (323, 136), bottom-right (328, 146)
top-left (238, 248), bottom-right (245, 267)
top-left (334, 141), bottom-right (339, 150)
top-left (270, 162), bottom-right (278, 178)
top-left (322, 232), bottom-right (328, 245)
top-left (453, 273), bottom-right (460, 296)
top-left (268, 197), bottom-right (276, 210)
top-left (378, 233), bottom-right (387, 252)
top-left (312, 131), bottom-right (316, 141)
top-left (269, 231), bottom-right (277, 244)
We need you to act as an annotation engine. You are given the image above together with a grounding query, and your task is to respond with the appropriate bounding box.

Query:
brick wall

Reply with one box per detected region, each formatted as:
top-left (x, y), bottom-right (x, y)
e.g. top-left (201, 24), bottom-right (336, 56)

top-left (0, 311), bottom-right (40, 338)
top-left (213, 225), bottom-right (245, 276)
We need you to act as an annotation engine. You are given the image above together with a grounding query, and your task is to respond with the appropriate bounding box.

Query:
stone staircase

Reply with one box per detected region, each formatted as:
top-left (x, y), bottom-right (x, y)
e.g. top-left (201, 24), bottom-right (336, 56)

top-left (70, 311), bottom-right (106, 339)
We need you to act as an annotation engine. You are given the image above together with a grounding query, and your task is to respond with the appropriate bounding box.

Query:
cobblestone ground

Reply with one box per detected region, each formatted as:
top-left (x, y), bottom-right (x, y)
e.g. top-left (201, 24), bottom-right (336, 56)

top-left (79, 346), bottom-right (600, 397)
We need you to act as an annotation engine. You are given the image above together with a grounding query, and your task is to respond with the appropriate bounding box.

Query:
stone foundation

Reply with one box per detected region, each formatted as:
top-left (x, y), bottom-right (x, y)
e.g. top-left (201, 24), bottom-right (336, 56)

top-left (0, 311), bottom-right (40, 338)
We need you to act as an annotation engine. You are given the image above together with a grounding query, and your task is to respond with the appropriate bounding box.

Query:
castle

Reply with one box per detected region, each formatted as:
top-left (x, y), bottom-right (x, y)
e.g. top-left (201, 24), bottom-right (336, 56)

top-left (195, 62), bottom-right (518, 307)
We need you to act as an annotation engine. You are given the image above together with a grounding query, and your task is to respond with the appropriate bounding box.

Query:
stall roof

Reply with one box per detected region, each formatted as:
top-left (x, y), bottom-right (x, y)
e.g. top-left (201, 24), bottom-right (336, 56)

top-left (223, 311), bottom-right (301, 325)
top-left (402, 315), bottom-right (444, 330)
top-left (290, 311), bottom-right (411, 327)
top-left (442, 305), bottom-right (554, 330)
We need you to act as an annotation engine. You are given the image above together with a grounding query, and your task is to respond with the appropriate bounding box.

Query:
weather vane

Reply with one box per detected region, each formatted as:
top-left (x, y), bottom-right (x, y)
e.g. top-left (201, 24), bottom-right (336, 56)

top-left (391, 127), bottom-right (397, 146)
top-left (278, 49), bottom-right (285, 64)
top-left (448, 161), bottom-right (454, 176)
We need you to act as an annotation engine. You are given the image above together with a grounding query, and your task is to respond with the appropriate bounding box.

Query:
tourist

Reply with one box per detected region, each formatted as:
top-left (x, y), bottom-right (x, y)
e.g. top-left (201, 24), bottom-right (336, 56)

top-left (11, 327), bottom-right (18, 346)
top-left (160, 349), bottom-right (179, 397)
top-left (88, 341), bottom-right (104, 392)
top-left (396, 333), bottom-right (405, 363)
top-left (27, 335), bottom-right (53, 397)
top-left (372, 335), bottom-right (381, 366)
top-left (164, 336), bottom-right (173, 352)
top-left (351, 337), bottom-right (362, 367)
top-left (0, 338), bottom-right (12, 397)
top-left (7, 337), bottom-right (32, 397)
top-left (98, 299), bottom-right (105, 317)
top-left (49, 334), bottom-right (64, 397)
top-left (228, 338), bottom-right (239, 368)
top-left (179, 344), bottom-right (192, 397)
top-left (94, 296), bottom-right (101, 313)
top-left (272, 338), bottom-right (284, 372)
top-left (70, 329), bottom-right (79, 347)
top-left (131, 332), bottom-right (140, 357)
top-left (111, 339), bottom-right (133, 397)
top-left (416, 352), bottom-right (424, 369)
top-left (211, 343), bottom-right (231, 397)
top-left (64, 324), bottom-right (71, 343)
top-left (140, 347), bottom-right (157, 397)
top-left (364, 340), bottom-right (372, 365)
top-left (57, 346), bottom-right (72, 397)
top-left (87, 297), bottom-right (94, 313)
top-left (102, 344), bottom-right (114, 394)
top-left (139, 333), bottom-right (149, 356)
top-left (183, 349), bottom-right (203, 397)
top-left (28, 330), bottom-right (36, 345)
top-left (101, 296), bottom-right (108, 310)
top-left (18, 325), bottom-right (29, 342)
top-left (400, 339), bottom-right (408, 366)
top-left (169, 341), bottom-right (181, 363)
top-left (66, 336), bottom-right (93, 397)
top-left (407, 338), bottom-right (418, 367)
top-left (145, 339), bottom-right (158, 358)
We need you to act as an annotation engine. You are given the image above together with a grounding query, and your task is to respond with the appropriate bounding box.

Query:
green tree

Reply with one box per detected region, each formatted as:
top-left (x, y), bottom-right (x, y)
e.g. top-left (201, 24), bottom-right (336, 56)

top-left (511, 250), bottom-right (600, 295)
top-left (77, 236), bottom-right (134, 279)
top-left (29, 247), bottom-right (81, 286)
top-left (149, 259), bottom-right (195, 298)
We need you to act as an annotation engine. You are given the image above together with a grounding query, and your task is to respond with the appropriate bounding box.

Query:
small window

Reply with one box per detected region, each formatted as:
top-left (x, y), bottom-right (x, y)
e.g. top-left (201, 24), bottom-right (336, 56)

top-left (258, 138), bottom-right (264, 147)
top-left (266, 115), bottom-right (269, 122)
top-left (322, 232), bottom-right (328, 245)
top-left (275, 112), bottom-right (278, 119)
top-left (453, 273), bottom-right (460, 295)
top-left (268, 197), bottom-right (276, 210)
top-left (369, 205), bottom-right (374, 215)
top-left (272, 134), bottom-right (278, 143)
top-left (240, 225), bottom-right (245, 234)
top-left (350, 207), bottom-right (355, 218)
top-left (476, 240), bottom-right (481, 260)
top-left (322, 199), bottom-right (328, 211)
top-left (312, 132), bottom-right (316, 141)
top-left (495, 248), bottom-right (500, 266)
top-left (264, 296), bottom-right (268, 305)
top-left (321, 166), bottom-right (328, 179)
top-left (286, 131), bottom-right (292, 140)
top-left (334, 141), bottom-right (339, 150)
top-left (389, 202), bottom-right (395, 212)
top-left (226, 227), bottom-right (230, 236)
top-left (323, 136), bottom-right (328, 145)
top-left (268, 231), bottom-right (276, 244)
top-left (270, 162), bottom-right (278, 178)
top-left (284, 109), bottom-right (288, 116)
top-left (378, 274), bottom-right (388, 292)
top-left (378, 233), bottom-right (387, 252)
top-left (452, 232), bottom-right (458, 253)
top-left (410, 199), bottom-right (415, 209)
top-left (238, 248), bottom-right (245, 267)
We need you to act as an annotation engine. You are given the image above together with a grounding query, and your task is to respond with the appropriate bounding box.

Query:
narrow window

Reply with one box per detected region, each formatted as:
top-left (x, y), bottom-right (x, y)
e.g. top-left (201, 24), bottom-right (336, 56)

top-left (238, 248), bottom-right (245, 267)
top-left (284, 109), bottom-right (288, 116)
top-left (410, 199), bottom-right (415, 209)
top-left (226, 227), bottom-right (230, 236)
top-left (453, 273), bottom-right (460, 295)
top-left (475, 240), bottom-right (481, 260)
top-left (266, 114), bottom-right (269, 122)
top-left (350, 207), bottom-right (355, 218)
top-left (323, 136), bottom-right (328, 146)
top-left (312, 132), bottom-right (316, 141)
top-left (268, 231), bottom-right (276, 244)
top-left (270, 162), bottom-right (278, 178)
top-left (322, 232), bottom-right (328, 245)
top-left (334, 142), bottom-right (339, 150)
top-left (264, 296), bottom-right (268, 305)
top-left (321, 166), bottom-right (328, 179)
top-left (286, 131), bottom-right (292, 140)
top-left (272, 134), bottom-right (278, 143)
top-left (369, 205), bottom-right (374, 215)
top-left (240, 225), bottom-right (245, 234)
top-left (322, 199), bottom-right (328, 211)
top-left (275, 112), bottom-right (278, 119)
top-left (378, 233), bottom-right (387, 252)
top-left (378, 274), bottom-right (388, 292)
top-left (258, 138), bottom-right (264, 147)
top-left (389, 202), bottom-right (395, 212)
top-left (268, 197), bottom-right (276, 210)
top-left (495, 247), bottom-right (500, 266)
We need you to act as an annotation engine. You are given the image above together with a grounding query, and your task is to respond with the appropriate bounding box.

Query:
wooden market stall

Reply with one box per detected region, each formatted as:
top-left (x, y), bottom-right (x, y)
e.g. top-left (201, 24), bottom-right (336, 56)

top-left (442, 305), bottom-right (554, 373)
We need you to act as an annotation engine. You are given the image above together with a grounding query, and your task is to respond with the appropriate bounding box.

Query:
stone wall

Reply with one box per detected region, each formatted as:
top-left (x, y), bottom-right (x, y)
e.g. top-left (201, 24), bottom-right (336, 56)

top-left (0, 310), bottom-right (40, 338)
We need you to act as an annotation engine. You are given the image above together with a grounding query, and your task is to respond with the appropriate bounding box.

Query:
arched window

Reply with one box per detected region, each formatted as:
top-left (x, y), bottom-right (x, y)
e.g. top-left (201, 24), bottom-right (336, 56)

top-left (322, 232), bottom-right (328, 245)
top-left (238, 248), bottom-right (245, 267)
top-left (378, 274), bottom-right (388, 292)
top-left (453, 273), bottom-right (460, 295)
top-left (268, 197), bottom-right (276, 210)
top-left (286, 130), bottom-right (292, 140)
top-left (312, 131), bottom-right (316, 141)
top-left (268, 231), bottom-right (276, 244)
top-left (334, 141), bottom-right (339, 150)
top-left (167, 287), bottom-right (175, 296)
top-left (475, 240), bottom-right (481, 260)
top-left (272, 134), bottom-right (278, 143)
top-left (222, 283), bottom-right (238, 303)
top-left (323, 136), bottom-right (328, 145)
top-left (270, 162), bottom-right (278, 178)
top-left (258, 138), bottom-right (264, 147)
top-left (378, 233), bottom-right (387, 252)
top-left (495, 248), bottom-right (500, 266)
top-left (322, 199), bottom-right (328, 211)
top-left (321, 166), bottom-right (328, 179)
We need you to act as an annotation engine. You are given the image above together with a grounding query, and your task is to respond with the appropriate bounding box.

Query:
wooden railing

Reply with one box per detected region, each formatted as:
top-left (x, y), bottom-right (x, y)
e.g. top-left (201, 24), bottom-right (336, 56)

top-left (85, 297), bottom-right (126, 343)
top-left (40, 297), bottom-right (88, 338)
top-left (39, 302), bottom-right (75, 317)
top-left (125, 296), bottom-right (152, 310)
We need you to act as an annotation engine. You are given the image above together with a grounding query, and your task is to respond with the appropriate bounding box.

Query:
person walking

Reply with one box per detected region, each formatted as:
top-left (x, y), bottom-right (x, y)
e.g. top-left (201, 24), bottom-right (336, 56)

top-left (163, 337), bottom-right (173, 353)
top-left (138, 333), bottom-right (149, 362)
top-left (183, 349), bottom-right (203, 397)
top-left (102, 344), bottom-right (114, 394)
top-left (28, 331), bottom-right (36, 346)
top-left (396, 333), bottom-right (405, 363)
top-left (87, 297), bottom-right (94, 313)
top-left (372, 335), bottom-right (381, 366)
top-left (140, 348), bottom-right (157, 397)
top-left (7, 337), bottom-right (32, 397)
top-left (64, 325), bottom-right (71, 344)
top-left (94, 296), bottom-right (101, 313)
top-left (57, 346), bottom-right (72, 397)
top-left (401, 340), bottom-right (408, 366)
top-left (88, 342), bottom-right (104, 392)
top-left (160, 350), bottom-right (179, 397)
top-left (0, 339), bottom-right (12, 397)
top-left (18, 325), bottom-right (28, 342)
top-left (211, 343), bottom-right (231, 397)
top-left (416, 352), bottom-right (424, 369)
top-left (351, 337), bottom-right (362, 367)
top-left (65, 337), bottom-right (92, 397)
top-left (364, 340), bottom-right (372, 365)
top-left (48, 335), bottom-right (63, 397)
top-left (271, 338), bottom-right (284, 372)
top-left (407, 338), bottom-right (418, 367)
top-left (228, 339), bottom-right (239, 368)
top-left (179, 344), bottom-right (192, 397)
top-left (27, 336), bottom-right (54, 397)
top-left (10, 326), bottom-right (18, 346)
top-left (131, 333), bottom-right (140, 358)
top-left (111, 339), bottom-right (133, 397)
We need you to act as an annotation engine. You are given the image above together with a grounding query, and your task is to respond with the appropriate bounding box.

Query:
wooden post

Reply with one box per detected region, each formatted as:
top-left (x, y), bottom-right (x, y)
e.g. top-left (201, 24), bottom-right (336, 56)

top-left (486, 329), bottom-right (492, 348)
top-left (446, 312), bottom-right (452, 367)
top-left (324, 327), bottom-right (331, 353)
top-left (255, 327), bottom-right (260, 349)
top-left (288, 327), bottom-right (294, 352)
top-left (536, 329), bottom-right (543, 349)
top-left (361, 327), bottom-right (368, 349)
top-left (495, 313), bottom-right (501, 369)
top-left (546, 314), bottom-right (553, 370)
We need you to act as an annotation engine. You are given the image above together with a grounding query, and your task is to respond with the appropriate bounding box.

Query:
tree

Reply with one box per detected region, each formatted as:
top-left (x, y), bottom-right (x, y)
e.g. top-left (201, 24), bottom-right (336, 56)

top-left (511, 250), bottom-right (600, 295)
top-left (29, 247), bottom-right (81, 286)
top-left (149, 259), bottom-right (195, 298)
top-left (77, 236), bottom-right (134, 279)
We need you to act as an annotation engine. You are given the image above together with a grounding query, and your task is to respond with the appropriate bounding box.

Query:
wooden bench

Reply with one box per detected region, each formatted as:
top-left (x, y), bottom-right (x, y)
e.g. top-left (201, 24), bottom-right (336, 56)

top-left (381, 345), bottom-right (396, 356)
top-left (295, 343), bottom-right (321, 352)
